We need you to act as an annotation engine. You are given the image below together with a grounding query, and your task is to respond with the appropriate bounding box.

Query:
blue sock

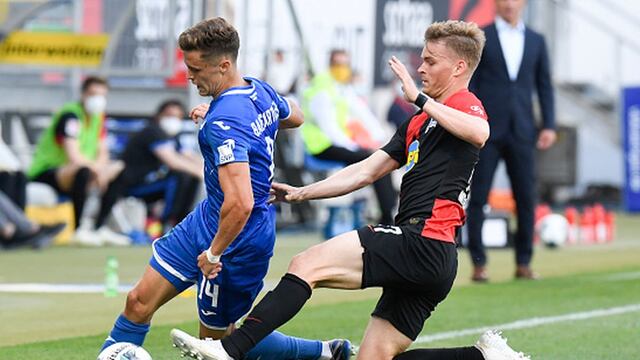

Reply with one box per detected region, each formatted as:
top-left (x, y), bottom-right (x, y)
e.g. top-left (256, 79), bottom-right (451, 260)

top-left (245, 331), bottom-right (322, 360)
top-left (100, 314), bottom-right (150, 352)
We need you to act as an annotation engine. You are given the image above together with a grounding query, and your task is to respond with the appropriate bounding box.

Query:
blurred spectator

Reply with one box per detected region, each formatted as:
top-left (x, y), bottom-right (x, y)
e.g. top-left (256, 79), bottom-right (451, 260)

top-left (301, 49), bottom-right (396, 224)
top-left (77, 100), bottom-right (202, 245)
top-left (27, 76), bottom-right (124, 240)
top-left (266, 48), bottom-right (296, 95)
top-left (386, 80), bottom-right (417, 128)
top-left (467, 0), bottom-right (556, 282)
top-left (0, 137), bottom-right (27, 209)
top-left (0, 190), bottom-right (64, 250)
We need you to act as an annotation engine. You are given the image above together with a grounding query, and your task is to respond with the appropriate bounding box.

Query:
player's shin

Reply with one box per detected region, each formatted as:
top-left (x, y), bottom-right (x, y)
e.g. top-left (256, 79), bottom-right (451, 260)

top-left (245, 331), bottom-right (322, 360)
top-left (100, 314), bottom-right (150, 352)
top-left (221, 273), bottom-right (312, 359)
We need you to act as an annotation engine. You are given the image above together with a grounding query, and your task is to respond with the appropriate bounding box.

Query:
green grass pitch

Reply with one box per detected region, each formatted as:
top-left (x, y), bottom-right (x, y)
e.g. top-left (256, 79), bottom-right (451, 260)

top-left (0, 214), bottom-right (639, 359)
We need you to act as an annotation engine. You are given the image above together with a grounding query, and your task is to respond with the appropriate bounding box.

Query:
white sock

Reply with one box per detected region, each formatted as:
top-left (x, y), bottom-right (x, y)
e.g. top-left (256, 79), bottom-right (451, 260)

top-left (318, 341), bottom-right (332, 360)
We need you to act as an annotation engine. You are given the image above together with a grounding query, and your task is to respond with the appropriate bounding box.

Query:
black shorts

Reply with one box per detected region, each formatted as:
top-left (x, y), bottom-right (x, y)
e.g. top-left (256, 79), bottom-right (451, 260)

top-left (32, 168), bottom-right (67, 194)
top-left (358, 223), bottom-right (458, 340)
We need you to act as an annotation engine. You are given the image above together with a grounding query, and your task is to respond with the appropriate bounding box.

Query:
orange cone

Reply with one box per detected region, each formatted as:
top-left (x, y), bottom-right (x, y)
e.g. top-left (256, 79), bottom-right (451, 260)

top-left (592, 204), bottom-right (607, 243)
top-left (605, 211), bottom-right (616, 242)
top-left (564, 206), bottom-right (579, 245)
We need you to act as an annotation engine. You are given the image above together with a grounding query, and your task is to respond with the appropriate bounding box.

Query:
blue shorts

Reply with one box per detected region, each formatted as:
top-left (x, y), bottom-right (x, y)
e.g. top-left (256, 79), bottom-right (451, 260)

top-left (150, 202), bottom-right (274, 330)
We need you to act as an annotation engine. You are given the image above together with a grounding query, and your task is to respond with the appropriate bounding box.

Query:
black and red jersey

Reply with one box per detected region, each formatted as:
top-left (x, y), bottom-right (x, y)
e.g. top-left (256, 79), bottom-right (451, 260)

top-left (381, 89), bottom-right (488, 243)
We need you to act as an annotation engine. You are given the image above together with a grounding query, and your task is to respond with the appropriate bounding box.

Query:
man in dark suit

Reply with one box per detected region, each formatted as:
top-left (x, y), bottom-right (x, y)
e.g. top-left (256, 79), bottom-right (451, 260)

top-left (468, 0), bottom-right (556, 282)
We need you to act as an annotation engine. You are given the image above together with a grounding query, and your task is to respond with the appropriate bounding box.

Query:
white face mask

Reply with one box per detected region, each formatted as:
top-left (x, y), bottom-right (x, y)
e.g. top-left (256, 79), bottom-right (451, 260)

top-left (159, 116), bottom-right (183, 136)
top-left (84, 95), bottom-right (107, 115)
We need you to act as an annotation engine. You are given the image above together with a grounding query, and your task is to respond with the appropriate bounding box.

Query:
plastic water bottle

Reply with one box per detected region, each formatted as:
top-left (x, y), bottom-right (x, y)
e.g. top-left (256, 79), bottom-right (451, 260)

top-left (104, 256), bottom-right (119, 297)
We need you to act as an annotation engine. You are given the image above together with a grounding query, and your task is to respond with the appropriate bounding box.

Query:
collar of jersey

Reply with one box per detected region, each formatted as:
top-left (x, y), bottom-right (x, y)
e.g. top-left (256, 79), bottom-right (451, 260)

top-left (219, 77), bottom-right (255, 97)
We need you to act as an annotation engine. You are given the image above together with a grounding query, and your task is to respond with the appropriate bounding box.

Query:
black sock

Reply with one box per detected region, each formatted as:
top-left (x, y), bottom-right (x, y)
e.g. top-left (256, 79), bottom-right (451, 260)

top-left (394, 346), bottom-right (484, 360)
top-left (71, 167), bottom-right (91, 229)
top-left (221, 273), bottom-right (312, 359)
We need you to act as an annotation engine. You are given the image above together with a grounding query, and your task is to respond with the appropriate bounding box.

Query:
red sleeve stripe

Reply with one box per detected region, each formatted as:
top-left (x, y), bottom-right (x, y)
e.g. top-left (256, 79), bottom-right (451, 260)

top-left (422, 198), bottom-right (465, 243)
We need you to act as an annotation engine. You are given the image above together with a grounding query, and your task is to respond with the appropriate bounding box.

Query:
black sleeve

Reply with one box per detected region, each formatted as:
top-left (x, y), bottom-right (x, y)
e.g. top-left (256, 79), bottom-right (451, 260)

top-left (535, 35), bottom-right (555, 130)
top-left (54, 112), bottom-right (80, 140)
top-left (381, 117), bottom-right (410, 166)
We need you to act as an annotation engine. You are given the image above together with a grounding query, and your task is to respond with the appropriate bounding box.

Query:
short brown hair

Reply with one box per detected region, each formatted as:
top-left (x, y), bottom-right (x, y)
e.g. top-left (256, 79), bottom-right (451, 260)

top-left (178, 17), bottom-right (240, 62)
top-left (329, 49), bottom-right (348, 65)
top-left (425, 20), bottom-right (485, 71)
top-left (81, 75), bottom-right (108, 93)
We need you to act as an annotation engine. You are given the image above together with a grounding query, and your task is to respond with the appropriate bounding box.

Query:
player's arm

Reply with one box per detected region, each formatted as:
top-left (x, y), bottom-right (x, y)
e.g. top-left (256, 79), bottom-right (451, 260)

top-left (278, 98), bottom-right (304, 129)
top-left (153, 145), bottom-right (203, 179)
top-left (421, 100), bottom-right (489, 148)
top-left (63, 138), bottom-right (93, 166)
top-left (208, 162), bottom-right (254, 257)
top-left (273, 150), bottom-right (398, 202)
top-left (96, 136), bottom-right (110, 166)
top-left (56, 114), bottom-right (94, 167)
top-left (389, 56), bottom-right (489, 148)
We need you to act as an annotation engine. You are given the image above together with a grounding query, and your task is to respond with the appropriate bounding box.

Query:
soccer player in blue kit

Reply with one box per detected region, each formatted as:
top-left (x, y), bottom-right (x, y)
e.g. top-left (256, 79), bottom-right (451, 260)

top-left (99, 17), bottom-right (352, 360)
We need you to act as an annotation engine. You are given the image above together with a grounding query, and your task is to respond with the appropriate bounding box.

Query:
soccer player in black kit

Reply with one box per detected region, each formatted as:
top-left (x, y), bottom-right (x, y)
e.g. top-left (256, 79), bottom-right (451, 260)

top-left (171, 20), bottom-right (530, 360)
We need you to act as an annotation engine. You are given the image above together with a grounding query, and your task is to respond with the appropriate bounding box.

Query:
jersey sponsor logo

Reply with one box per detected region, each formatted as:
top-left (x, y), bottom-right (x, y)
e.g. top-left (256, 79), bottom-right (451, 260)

top-left (405, 139), bottom-right (419, 171)
top-left (251, 102), bottom-right (279, 137)
top-left (217, 139), bottom-right (236, 164)
top-left (469, 105), bottom-right (485, 117)
top-left (213, 121), bottom-right (230, 130)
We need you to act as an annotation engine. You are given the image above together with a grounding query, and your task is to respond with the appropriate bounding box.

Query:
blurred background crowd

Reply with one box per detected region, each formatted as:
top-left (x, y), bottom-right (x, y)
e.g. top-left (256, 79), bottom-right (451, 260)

top-left (0, 0), bottom-right (638, 259)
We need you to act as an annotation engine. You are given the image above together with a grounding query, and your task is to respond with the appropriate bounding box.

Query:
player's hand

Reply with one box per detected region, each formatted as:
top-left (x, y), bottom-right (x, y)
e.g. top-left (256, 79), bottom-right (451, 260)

top-left (270, 182), bottom-right (303, 203)
top-left (537, 129), bottom-right (557, 150)
top-left (197, 251), bottom-right (223, 279)
top-left (388, 56), bottom-right (419, 103)
top-left (189, 103), bottom-right (209, 124)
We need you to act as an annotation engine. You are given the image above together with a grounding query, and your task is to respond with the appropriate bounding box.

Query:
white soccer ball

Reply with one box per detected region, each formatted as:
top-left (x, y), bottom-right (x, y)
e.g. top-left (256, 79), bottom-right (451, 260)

top-left (97, 342), bottom-right (152, 360)
top-left (537, 213), bottom-right (569, 248)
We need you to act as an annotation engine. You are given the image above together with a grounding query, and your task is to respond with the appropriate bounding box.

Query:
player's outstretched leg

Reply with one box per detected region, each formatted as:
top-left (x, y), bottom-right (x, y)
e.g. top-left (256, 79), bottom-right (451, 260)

top-left (393, 331), bottom-right (530, 360)
top-left (100, 266), bottom-right (179, 351)
top-left (171, 329), bottom-right (355, 360)
top-left (247, 331), bottom-right (354, 360)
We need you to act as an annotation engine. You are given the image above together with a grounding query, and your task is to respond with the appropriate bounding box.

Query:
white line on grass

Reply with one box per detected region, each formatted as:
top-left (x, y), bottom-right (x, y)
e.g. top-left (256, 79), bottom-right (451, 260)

top-left (414, 303), bottom-right (640, 345)
top-left (0, 283), bottom-right (134, 293)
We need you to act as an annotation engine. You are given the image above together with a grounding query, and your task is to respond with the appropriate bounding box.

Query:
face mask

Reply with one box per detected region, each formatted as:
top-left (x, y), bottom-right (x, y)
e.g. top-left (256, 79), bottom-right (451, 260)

top-left (329, 65), bottom-right (352, 84)
top-left (159, 116), bottom-right (183, 136)
top-left (84, 95), bottom-right (107, 115)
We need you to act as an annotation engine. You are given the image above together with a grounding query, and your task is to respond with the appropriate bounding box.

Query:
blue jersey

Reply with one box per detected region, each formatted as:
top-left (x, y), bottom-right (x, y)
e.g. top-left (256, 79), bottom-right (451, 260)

top-left (197, 77), bottom-right (291, 259)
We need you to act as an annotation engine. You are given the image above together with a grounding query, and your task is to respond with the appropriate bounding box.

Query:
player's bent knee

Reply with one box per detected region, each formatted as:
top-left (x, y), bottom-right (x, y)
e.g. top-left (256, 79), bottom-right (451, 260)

top-left (287, 251), bottom-right (319, 284)
top-left (124, 289), bottom-right (155, 322)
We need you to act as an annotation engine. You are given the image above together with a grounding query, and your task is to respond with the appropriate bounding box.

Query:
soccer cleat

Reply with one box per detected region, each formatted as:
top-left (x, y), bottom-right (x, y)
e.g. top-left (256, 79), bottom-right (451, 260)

top-left (475, 330), bottom-right (530, 360)
top-left (71, 227), bottom-right (104, 247)
top-left (328, 339), bottom-right (356, 360)
top-left (97, 226), bottom-right (131, 246)
top-left (170, 328), bottom-right (233, 360)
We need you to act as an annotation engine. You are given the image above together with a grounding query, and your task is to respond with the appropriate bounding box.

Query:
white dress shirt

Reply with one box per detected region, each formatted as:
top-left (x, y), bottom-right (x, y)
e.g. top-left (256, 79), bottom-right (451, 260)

top-left (495, 16), bottom-right (525, 81)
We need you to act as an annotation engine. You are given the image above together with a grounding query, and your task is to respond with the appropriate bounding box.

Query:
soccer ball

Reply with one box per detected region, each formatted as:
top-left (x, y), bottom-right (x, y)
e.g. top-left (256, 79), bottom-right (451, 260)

top-left (537, 213), bottom-right (569, 248)
top-left (97, 342), bottom-right (152, 360)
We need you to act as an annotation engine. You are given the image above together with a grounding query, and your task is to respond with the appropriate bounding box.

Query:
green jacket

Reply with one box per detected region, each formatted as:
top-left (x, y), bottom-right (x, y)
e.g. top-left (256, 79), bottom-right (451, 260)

top-left (28, 101), bottom-right (103, 178)
top-left (301, 73), bottom-right (349, 155)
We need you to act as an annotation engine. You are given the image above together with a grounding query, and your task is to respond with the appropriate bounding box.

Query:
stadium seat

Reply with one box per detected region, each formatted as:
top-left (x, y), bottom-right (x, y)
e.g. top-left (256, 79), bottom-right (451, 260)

top-left (303, 153), bottom-right (366, 239)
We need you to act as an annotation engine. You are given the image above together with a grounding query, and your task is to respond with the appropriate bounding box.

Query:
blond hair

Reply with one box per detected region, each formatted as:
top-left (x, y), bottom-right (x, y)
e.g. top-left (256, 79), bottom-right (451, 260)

top-left (425, 20), bottom-right (485, 71)
top-left (178, 17), bottom-right (239, 62)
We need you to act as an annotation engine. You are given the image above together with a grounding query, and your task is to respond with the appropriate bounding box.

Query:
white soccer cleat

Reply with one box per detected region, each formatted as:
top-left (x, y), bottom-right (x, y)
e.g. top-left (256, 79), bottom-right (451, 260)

top-left (475, 330), bottom-right (531, 360)
top-left (71, 227), bottom-right (104, 247)
top-left (97, 226), bottom-right (131, 246)
top-left (170, 328), bottom-right (234, 360)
